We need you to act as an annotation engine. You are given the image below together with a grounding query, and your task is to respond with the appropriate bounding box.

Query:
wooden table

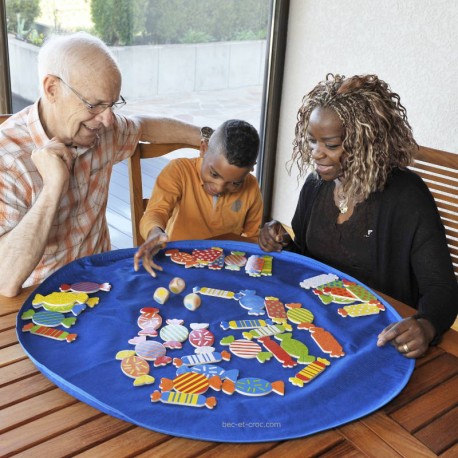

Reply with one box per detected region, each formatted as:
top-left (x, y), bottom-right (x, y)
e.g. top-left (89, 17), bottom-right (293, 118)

top-left (1, 286), bottom-right (457, 457)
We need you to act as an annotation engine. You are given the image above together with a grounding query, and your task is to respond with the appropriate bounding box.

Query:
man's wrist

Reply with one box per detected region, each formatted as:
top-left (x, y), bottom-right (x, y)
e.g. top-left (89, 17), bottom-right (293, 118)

top-left (200, 126), bottom-right (214, 141)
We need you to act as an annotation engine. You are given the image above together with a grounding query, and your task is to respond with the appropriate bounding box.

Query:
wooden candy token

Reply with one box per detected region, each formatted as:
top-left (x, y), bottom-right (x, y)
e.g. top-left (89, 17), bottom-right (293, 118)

top-left (21, 309), bottom-right (76, 328)
top-left (220, 336), bottom-right (263, 359)
top-left (115, 350), bottom-right (156, 386)
top-left (135, 340), bottom-right (166, 361)
top-left (191, 248), bottom-right (223, 267)
top-left (322, 286), bottom-right (358, 302)
top-left (343, 281), bottom-right (378, 302)
top-left (32, 291), bottom-right (97, 315)
top-left (286, 303), bottom-right (314, 327)
top-left (160, 372), bottom-right (222, 394)
top-left (299, 273), bottom-right (339, 290)
top-left (264, 296), bottom-right (288, 324)
top-left (260, 255), bottom-right (273, 276)
top-left (151, 391), bottom-right (217, 409)
top-left (160, 319), bottom-right (189, 345)
top-left (234, 290), bottom-right (265, 316)
top-left (137, 307), bottom-right (162, 334)
top-left (189, 323), bottom-right (214, 348)
top-left (224, 251), bottom-right (247, 271)
top-left (60, 281), bottom-right (111, 293)
top-left (338, 301), bottom-right (385, 317)
top-left (245, 255), bottom-right (264, 277)
top-left (222, 377), bottom-right (284, 396)
top-left (208, 252), bottom-right (225, 270)
top-left (243, 323), bottom-right (288, 340)
top-left (173, 351), bottom-right (231, 367)
top-left (176, 364), bottom-right (239, 383)
top-left (220, 318), bottom-right (270, 331)
top-left (165, 249), bottom-right (200, 268)
top-left (289, 358), bottom-right (330, 387)
top-left (121, 355), bottom-right (150, 378)
top-left (22, 323), bottom-right (77, 343)
top-left (193, 286), bottom-right (235, 299)
top-left (300, 323), bottom-right (345, 357)
top-left (258, 336), bottom-right (296, 368)
top-left (275, 333), bottom-right (316, 364)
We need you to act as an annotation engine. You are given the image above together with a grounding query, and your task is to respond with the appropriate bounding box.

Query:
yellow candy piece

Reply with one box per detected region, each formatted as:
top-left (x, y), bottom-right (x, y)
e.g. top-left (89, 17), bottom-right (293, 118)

top-left (133, 374), bottom-right (155, 386)
top-left (115, 350), bottom-right (136, 359)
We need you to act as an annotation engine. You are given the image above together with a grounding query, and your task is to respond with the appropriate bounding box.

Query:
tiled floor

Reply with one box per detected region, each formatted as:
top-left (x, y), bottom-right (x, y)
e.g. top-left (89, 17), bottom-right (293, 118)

top-left (108, 85), bottom-right (264, 249)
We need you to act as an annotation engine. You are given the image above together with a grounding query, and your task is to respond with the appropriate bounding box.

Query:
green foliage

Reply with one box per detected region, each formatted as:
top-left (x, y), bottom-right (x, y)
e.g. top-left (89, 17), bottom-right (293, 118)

top-left (145, 0), bottom-right (269, 44)
top-left (6, 0), bottom-right (40, 35)
top-left (90, 0), bottom-right (269, 46)
top-left (180, 29), bottom-right (214, 44)
top-left (26, 29), bottom-right (45, 46)
top-left (91, 0), bottom-right (147, 45)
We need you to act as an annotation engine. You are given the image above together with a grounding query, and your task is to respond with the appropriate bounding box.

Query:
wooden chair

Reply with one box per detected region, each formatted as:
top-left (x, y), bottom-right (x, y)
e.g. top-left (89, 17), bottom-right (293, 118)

top-left (410, 146), bottom-right (458, 279)
top-left (0, 114), bottom-right (10, 124)
top-left (128, 142), bottom-right (199, 246)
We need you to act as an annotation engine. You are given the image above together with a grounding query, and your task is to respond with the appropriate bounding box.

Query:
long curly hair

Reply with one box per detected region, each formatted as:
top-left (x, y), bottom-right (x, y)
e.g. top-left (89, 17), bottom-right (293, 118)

top-left (290, 74), bottom-right (418, 202)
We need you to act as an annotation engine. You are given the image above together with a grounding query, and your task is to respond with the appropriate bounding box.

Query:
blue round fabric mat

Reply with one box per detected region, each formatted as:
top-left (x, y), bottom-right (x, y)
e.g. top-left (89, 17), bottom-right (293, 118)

top-left (17, 240), bottom-right (414, 442)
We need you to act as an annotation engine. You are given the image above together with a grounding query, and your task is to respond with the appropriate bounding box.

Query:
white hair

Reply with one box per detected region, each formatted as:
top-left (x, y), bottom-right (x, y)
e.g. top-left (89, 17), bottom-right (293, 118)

top-left (37, 32), bottom-right (120, 94)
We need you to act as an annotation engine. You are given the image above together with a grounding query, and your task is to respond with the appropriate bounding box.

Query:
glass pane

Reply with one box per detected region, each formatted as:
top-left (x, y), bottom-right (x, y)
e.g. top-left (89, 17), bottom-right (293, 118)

top-left (6, 0), bottom-right (271, 248)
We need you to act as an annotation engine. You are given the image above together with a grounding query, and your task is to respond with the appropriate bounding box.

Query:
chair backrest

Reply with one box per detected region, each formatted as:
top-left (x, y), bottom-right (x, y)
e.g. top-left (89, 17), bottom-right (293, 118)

top-left (128, 141), bottom-right (199, 246)
top-left (410, 146), bottom-right (458, 279)
top-left (0, 114), bottom-right (11, 124)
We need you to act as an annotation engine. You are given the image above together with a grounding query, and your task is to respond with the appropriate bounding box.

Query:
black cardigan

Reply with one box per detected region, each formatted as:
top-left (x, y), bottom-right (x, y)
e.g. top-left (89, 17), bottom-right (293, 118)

top-left (290, 168), bottom-right (458, 339)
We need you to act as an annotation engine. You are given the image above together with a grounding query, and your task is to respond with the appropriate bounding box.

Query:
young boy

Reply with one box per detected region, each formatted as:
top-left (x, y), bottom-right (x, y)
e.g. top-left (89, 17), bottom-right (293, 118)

top-left (133, 119), bottom-right (263, 277)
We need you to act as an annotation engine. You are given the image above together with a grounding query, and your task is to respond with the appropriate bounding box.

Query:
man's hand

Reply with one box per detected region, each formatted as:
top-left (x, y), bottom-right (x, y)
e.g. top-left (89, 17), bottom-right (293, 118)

top-left (377, 316), bottom-right (436, 358)
top-left (258, 220), bottom-right (291, 252)
top-left (133, 228), bottom-right (169, 277)
top-left (31, 137), bottom-right (74, 195)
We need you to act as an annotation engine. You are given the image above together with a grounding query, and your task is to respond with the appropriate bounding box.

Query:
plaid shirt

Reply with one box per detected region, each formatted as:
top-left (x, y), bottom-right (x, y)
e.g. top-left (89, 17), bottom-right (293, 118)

top-left (0, 102), bottom-right (141, 287)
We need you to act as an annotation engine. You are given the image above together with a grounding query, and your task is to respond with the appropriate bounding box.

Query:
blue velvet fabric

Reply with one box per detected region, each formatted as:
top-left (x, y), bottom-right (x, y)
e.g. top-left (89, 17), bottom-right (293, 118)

top-left (17, 241), bottom-right (414, 442)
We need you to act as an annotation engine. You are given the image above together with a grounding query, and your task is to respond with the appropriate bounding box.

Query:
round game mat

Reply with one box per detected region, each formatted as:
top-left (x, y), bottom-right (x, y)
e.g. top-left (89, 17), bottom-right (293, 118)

top-left (17, 241), bottom-right (414, 442)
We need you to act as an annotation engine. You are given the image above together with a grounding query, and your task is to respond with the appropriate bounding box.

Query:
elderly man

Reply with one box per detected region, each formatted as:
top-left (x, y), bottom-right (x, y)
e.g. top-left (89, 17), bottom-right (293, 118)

top-left (0, 32), bottom-right (200, 297)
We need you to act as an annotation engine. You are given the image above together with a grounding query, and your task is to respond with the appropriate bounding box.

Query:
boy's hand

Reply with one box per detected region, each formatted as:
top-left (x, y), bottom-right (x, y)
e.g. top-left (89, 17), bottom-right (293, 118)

top-left (258, 220), bottom-right (291, 252)
top-left (133, 228), bottom-right (169, 277)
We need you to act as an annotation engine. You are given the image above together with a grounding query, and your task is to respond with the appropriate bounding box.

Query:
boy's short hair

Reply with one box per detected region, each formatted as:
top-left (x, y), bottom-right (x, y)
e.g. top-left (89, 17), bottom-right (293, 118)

top-left (212, 119), bottom-right (259, 168)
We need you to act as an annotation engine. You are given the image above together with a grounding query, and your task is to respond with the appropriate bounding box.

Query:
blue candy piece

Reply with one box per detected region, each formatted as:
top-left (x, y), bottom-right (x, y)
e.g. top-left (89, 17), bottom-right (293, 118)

top-left (176, 364), bottom-right (239, 382)
top-left (234, 290), bottom-right (265, 316)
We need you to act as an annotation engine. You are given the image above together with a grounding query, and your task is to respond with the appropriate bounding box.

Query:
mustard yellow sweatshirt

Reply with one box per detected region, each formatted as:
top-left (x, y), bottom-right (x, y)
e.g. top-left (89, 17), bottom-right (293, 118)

top-left (139, 157), bottom-right (263, 242)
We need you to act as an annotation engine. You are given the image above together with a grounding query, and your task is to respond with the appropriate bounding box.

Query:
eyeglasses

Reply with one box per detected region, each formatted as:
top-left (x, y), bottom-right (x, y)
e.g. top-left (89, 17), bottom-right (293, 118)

top-left (52, 75), bottom-right (126, 114)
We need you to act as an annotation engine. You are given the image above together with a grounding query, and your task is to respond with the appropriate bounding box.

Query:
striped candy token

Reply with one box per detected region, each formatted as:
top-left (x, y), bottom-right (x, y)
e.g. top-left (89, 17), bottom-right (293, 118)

top-left (160, 372), bottom-right (221, 394)
top-left (286, 303), bottom-right (314, 325)
top-left (160, 319), bottom-right (189, 343)
top-left (135, 340), bottom-right (166, 361)
top-left (227, 338), bottom-right (262, 359)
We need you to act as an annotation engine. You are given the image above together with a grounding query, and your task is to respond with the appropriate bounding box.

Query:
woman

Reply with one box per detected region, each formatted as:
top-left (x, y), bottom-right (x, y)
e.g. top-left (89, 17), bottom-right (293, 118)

top-left (259, 74), bottom-right (458, 358)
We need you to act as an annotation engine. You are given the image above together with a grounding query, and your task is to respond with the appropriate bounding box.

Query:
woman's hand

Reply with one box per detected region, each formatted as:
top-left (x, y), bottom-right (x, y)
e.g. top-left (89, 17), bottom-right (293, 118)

top-left (133, 228), bottom-right (169, 277)
top-left (258, 220), bottom-right (291, 252)
top-left (376, 316), bottom-right (436, 358)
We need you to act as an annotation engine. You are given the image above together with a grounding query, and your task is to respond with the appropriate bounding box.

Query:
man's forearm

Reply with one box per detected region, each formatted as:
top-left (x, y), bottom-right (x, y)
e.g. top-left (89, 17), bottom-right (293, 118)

top-left (0, 189), bottom-right (61, 296)
top-left (133, 116), bottom-right (201, 146)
